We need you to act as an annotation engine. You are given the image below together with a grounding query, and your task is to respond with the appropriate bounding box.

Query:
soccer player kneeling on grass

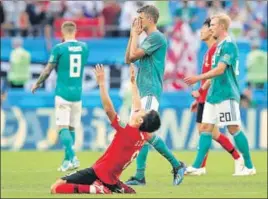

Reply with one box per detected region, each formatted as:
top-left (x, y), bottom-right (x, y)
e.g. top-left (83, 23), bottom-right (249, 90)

top-left (50, 64), bottom-right (162, 194)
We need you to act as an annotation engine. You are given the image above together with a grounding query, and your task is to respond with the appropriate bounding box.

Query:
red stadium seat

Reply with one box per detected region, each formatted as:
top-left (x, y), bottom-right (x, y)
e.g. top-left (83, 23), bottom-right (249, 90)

top-left (54, 17), bottom-right (104, 39)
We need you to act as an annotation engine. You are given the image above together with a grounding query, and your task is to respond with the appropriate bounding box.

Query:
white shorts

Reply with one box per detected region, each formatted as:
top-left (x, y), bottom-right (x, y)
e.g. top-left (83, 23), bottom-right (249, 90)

top-left (131, 95), bottom-right (159, 116)
top-left (55, 96), bottom-right (82, 127)
top-left (202, 99), bottom-right (241, 127)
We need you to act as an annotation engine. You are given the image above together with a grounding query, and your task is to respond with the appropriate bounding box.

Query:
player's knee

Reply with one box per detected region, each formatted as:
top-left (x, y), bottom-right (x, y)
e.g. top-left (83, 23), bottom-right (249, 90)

top-left (69, 126), bottom-right (75, 131)
top-left (212, 127), bottom-right (220, 140)
top-left (227, 125), bottom-right (240, 135)
top-left (50, 179), bottom-right (65, 194)
top-left (50, 185), bottom-right (57, 194)
top-left (57, 125), bottom-right (69, 132)
top-left (199, 123), bottom-right (214, 132)
top-left (50, 183), bottom-right (59, 194)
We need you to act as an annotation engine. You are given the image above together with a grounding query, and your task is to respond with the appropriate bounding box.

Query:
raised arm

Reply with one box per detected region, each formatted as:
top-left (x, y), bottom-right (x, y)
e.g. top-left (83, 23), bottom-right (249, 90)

top-left (125, 35), bottom-right (133, 64)
top-left (94, 64), bottom-right (116, 123)
top-left (125, 19), bottom-right (136, 64)
top-left (129, 63), bottom-right (141, 110)
top-left (31, 63), bottom-right (56, 93)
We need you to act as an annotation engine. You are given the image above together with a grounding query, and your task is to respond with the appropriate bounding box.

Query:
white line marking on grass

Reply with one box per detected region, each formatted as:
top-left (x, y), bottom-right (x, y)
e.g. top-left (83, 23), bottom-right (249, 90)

top-left (1, 169), bottom-right (57, 173)
top-left (1, 189), bottom-right (47, 193)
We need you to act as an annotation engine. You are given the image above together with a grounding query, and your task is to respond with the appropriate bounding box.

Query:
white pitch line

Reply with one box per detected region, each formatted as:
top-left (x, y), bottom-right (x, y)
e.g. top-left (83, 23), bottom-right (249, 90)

top-left (1, 168), bottom-right (58, 173)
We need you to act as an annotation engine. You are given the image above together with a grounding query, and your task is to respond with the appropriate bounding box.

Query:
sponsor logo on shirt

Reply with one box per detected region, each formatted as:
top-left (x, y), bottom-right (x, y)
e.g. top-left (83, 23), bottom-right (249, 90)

top-left (223, 54), bottom-right (231, 62)
top-left (68, 46), bottom-right (82, 52)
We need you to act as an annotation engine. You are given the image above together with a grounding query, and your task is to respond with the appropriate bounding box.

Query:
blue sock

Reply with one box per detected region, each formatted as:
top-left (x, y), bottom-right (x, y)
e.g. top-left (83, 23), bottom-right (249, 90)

top-left (193, 132), bottom-right (212, 168)
top-left (70, 130), bottom-right (75, 146)
top-left (233, 130), bottom-right (253, 169)
top-left (148, 135), bottom-right (180, 168)
top-left (59, 128), bottom-right (75, 161)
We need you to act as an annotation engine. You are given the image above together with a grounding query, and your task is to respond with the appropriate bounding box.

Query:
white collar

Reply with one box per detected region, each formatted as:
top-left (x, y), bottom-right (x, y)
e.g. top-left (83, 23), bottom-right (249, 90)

top-left (217, 36), bottom-right (231, 46)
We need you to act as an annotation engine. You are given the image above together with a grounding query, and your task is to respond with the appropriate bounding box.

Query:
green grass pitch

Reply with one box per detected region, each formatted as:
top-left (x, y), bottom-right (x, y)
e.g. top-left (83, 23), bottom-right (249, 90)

top-left (1, 151), bottom-right (267, 198)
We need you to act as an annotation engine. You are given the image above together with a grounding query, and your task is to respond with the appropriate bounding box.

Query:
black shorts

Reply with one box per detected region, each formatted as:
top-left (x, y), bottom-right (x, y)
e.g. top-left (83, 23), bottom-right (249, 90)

top-left (62, 167), bottom-right (98, 185)
top-left (61, 167), bottom-right (135, 193)
top-left (196, 103), bottom-right (205, 123)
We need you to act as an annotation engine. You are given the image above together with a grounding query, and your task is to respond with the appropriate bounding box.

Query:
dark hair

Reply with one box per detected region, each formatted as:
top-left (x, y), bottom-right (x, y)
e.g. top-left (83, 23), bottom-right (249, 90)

top-left (203, 18), bottom-right (211, 27)
top-left (137, 5), bottom-right (159, 24)
top-left (139, 110), bottom-right (161, 133)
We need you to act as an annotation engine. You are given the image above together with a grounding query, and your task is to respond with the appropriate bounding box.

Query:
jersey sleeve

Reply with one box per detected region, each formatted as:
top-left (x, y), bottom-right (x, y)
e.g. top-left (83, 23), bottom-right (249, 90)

top-left (141, 33), bottom-right (165, 56)
top-left (111, 115), bottom-right (126, 132)
top-left (219, 43), bottom-right (235, 66)
top-left (48, 45), bottom-right (60, 64)
top-left (83, 43), bottom-right (90, 61)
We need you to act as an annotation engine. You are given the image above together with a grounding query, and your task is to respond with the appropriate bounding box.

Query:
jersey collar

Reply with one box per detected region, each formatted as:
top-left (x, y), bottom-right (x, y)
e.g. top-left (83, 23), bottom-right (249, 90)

top-left (64, 39), bottom-right (77, 43)
top-left (217, 36), bottom-right (231, 46)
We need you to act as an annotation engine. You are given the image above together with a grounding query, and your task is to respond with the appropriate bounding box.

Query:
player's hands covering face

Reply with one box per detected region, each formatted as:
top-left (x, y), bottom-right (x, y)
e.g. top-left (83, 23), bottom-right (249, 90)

top-left (132, 18), bottom-right (143, 36)
top-left (94, 64), bottom-right (105, 85)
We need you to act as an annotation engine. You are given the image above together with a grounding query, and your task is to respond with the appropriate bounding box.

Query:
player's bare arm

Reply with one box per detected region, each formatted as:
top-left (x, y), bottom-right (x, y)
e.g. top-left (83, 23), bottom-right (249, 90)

top-left (125, 35), bottom-right (133, 64)
top-left (129, 18), bottom-right (146, 62)
top-left (130, 63), bottom-right (142, 110)
top-left (190, 79), bottom-right (211, 112)
top-left (184, 63), bottom-right (227, 85)
top-left (31, 63), bottom-right (56, 93)
top-left (202, 79), bottom-right (211, 90)
top-left (125, 19), bottom-right (137, 64)
top-left (95, 64), bottom-right (116, 122)
top-left (192, 79), bottom-right (211, 98)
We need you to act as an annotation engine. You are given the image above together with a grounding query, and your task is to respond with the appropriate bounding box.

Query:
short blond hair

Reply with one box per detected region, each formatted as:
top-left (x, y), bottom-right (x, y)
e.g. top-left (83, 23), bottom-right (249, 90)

top-left (211, 13), bottom-right (231, 30)
top-left (61, 21), bottom-right (77, 34)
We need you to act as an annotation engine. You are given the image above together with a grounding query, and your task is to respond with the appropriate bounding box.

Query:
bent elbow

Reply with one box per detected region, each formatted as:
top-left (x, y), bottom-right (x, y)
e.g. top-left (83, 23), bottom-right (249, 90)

top-left (218, 68), bottom-right (225, 75)
top-left (129, 54), bottom-right (137, 63)
top-left (216, 67), bottom-right (225, 75)
top-left (125, 57), bottom-right (131, 64)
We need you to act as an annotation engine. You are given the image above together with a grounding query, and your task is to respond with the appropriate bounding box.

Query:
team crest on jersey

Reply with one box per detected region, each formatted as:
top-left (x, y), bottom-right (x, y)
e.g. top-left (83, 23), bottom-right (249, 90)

top-left (49, 55), bottom-right (54, 62)
top-left (223, 54), bottom-right (231, 62)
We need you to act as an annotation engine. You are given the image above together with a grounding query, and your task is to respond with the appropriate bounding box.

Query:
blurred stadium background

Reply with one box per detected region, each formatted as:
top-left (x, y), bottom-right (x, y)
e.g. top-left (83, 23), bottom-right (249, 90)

top-left (0, 0), bottom-right (267, 152)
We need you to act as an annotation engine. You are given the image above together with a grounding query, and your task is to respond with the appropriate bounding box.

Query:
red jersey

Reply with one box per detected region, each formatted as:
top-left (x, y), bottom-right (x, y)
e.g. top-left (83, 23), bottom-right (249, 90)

top-left (92, 115), bottom-right (149, 185)
top-left (198, 43), bottom-right (217, 103)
